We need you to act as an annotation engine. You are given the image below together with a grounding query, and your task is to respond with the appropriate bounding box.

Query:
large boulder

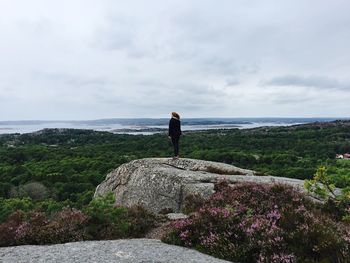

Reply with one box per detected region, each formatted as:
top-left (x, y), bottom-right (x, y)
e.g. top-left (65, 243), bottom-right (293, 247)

top-left (94, 158), bottom-right (312, 214)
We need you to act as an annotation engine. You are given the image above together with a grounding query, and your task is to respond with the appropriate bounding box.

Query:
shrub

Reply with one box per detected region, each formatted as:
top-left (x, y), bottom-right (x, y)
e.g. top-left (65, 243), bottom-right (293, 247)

top-left (0, 208), bottom-right (88, 246)
top-left (0, 210), bottom-right (26, 246)
top-left (163, 182), bottom-right (350, 263)
top-left (305, 166), bottom-right (350, 222)
top-left (22, 208), bottom-right (88, 245)
top-left (304, 167), bottom-right (336, 199)
top-left (10, 182), bottom-right (50, 201)
top-left (83, 192), bottom-right (156, 239)
top-left (83, 192), bottom-right (131, 239)
top-left (0, 192), bottom-right (156, 247)
top-left (0, 197), bottom-right (34, 223)
top-left (182, 193), bottom-right (205, 215)
top-left (126, 205), bottom-right (157, 237)
top-left (35, 199), bottom-right (67, 215)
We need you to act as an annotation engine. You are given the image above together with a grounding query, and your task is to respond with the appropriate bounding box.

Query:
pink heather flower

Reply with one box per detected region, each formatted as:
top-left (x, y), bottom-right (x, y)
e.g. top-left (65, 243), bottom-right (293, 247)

top-left (199, 207), bottom-right (206, 213)
top-left (209, 207), bottom-right (220, 216)
top-left (222, 208), bottom-right (230, 218)
top-left (179, 230), bottom-right (190, 241)
top-left (212, 192), bottom-right (224, 201)
top-left (246, 218), bottom-right (265, 235)
top-left (273, 236), bottom-right (283, 243)
top-left (297, 223), bottom-right (310, 232)
top-left (296, 205), bottom-right (306, 213)
top-left (267, 209), bottom-right (281, 221)
top-left (258, 253), bottom-right (295, 263)
top-left (208, 207), bottom-right (231, 218)
top-left (200, 232), bottom-right (219, 247)
top-left (292, 196), bottom-right (301, 202)
top-left (272, 253), bottom-right (295, 263)
top-left (172, 218), bottom-right (193, 229)
top-left (344, 228), bottom-right (350, 243)
top-left (14, 222), bottom-right (29, 240)
top-left (257, 254), bottom-right (266, 263)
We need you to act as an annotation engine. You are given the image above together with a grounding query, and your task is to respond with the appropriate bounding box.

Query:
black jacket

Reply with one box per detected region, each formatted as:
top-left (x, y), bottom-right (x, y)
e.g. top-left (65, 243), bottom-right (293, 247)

top-left (168, 118), bottom-right (182, 138)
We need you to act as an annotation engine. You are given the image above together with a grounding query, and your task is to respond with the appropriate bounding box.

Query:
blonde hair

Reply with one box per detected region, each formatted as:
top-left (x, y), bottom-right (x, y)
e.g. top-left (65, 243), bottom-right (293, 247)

top-left (171, 112), bottom-right (180, 119)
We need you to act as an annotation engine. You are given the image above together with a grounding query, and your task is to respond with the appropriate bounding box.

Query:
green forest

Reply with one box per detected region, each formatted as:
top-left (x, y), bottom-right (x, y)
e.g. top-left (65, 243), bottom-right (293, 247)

top-left (1, 121), bottom-right (350, 221)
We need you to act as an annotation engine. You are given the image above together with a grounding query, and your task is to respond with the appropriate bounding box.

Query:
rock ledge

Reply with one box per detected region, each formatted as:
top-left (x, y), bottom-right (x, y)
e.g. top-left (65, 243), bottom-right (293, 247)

top-left (95, 158), bottom-right (309, 213)
top-left (0, 239), bottom-right (231, 263)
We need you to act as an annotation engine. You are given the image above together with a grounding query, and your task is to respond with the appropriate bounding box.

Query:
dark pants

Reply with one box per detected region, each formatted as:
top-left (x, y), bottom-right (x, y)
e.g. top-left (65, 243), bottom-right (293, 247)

top-left (171, 136), bottom-right (180, 156)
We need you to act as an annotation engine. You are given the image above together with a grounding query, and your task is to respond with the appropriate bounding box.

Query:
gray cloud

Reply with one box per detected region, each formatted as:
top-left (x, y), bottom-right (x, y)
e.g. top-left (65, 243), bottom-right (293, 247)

top-left (225, 78), bottom-right (240, 86)
top-left (262, 75), bottom-right (350, 91)
top-left (0, 0), bottom-right (350, 119)
top-left (92, 18), bottom-right (136, 53)
top-left (269, 94), bottom-right (315, 105)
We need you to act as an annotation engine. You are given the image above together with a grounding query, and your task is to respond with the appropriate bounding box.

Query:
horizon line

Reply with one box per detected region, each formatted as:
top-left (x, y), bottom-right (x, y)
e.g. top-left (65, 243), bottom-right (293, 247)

top-left (1, 116), bottom-right (350, 122)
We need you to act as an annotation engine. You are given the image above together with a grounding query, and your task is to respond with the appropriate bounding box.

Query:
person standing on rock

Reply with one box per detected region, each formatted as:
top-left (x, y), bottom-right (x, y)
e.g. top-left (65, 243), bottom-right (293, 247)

top-left (168, 112), bottom-right (182, 159)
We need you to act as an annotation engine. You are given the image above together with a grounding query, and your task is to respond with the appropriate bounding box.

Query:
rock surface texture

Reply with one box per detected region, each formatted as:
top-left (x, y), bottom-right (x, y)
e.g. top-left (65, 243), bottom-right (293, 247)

top-left (95, 158), bottom-right (310, 213)
top-left (0, 239), bottom-right (231, 263)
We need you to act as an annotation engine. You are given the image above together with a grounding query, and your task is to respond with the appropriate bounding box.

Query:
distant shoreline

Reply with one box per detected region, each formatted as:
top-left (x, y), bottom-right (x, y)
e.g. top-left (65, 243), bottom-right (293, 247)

top-left (1, 117), bottom-right (348, 125)
top-left (0, 117), bottom-right (349, 135)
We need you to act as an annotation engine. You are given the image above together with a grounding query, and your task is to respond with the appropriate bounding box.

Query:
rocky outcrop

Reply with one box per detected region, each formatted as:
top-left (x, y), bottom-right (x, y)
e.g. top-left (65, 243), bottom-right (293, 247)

top-left (0, 239), bottom-right (231, 263)
top-left (95, 158), bottom-right (313, 214)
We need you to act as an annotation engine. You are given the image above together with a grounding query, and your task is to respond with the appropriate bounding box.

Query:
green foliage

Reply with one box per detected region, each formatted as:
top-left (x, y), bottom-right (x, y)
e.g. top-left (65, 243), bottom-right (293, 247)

top-left (83, 192), bottom-right (155, 239)
top-left (304, 167), bottom-right (336, 199)
top-left (1, 124), bottom-right (350, 211)
top-left (83, 192), bottom-right (129, 239)
top-left (0, 197), bottom-right (34, 223)
top-left (327, 160), bottom-right (350, 188)
top-left (0, 182), bottom-right (12, 198)
top-left (35, 199), bottom-right (67, 215)
top-left (305, 166), bottom-right (350, 222)
top-left (0, 124), bottom-right (350, 248)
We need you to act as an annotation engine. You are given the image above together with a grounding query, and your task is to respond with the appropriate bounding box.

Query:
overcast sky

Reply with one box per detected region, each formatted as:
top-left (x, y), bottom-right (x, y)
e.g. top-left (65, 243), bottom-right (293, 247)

top-left (0, 0), bottom-right (349, 120)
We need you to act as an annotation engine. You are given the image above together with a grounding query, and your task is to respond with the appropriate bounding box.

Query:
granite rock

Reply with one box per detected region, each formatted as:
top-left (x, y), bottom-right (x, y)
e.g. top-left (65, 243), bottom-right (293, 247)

top-left (0, 239), bottom-right (231, 263)
top-left (94, 158), bottom-right (312, 213)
